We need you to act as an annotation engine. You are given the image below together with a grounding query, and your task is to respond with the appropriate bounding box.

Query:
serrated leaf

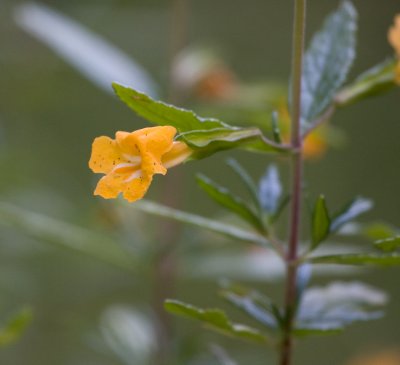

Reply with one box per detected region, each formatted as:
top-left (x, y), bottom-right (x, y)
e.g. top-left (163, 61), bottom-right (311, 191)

top-left (301, 1), bottom-right (357, 129)
top-left (330, 197), bottom-right (373, 232)
top-left (311, 195), bottom-right (330, 249)
top-left (296, 281), bottom-right (387, 336)
top-left (0, 307), bottom-right (33, 347)
top-left (134, 200), bottom-right (269, 247)
top-left (226, 158), bottom-right (260, 209)
top-left (258, 165), bottom-right (282, 215)
top-left (164, 300), bottom-right (270, 344)
top-left (374, 236), bottom-right (400, 252)
top-left (310, 253), bottom-right (400, 266)
top-left (197, 174), bottom-right (265, 232)
top-left (336, 58), bottom-right (398, 106)
top-left (113, 83), bottom-right (287, 157)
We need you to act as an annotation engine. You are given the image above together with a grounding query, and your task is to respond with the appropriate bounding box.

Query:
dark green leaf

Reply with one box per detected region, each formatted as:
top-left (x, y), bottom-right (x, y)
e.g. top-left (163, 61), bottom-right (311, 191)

top-left (311, 195), bottom-right (330, 249)
top-left (164, 300), bottom-right (270, 344)
top-left (113, 83), bottom-right (287, 157)
top-left (300, 1), bottom-right (357, 128)
top-left (0, 307), bottom-right (33, 347)
top-left (197, 174), bottom-right (265, 232)
top-left (226, 159), bottom-right (260, 209)
top-left (374, 236), bottom-right (400, 252)
top-left (330, 197), bottom-right (373, 232)
top-left (134, 200), bottom-right (270, 247)
top-left (258, 165), bottom-right (282, 215)
top-left (310, 253), bottom-right (400, 266)
top-left (336, 58), bottom-right (398, 106)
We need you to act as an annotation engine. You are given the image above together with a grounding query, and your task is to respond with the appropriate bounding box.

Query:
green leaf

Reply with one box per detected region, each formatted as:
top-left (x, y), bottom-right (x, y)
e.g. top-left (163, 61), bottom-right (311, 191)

top-left (271, 110), bottom-right (282, 143)
top-left (196, 174), bottom-right (265, 232)
top-left (220, 284), bottom-right (278, 330)
top-left (296, 281), bottom-right (387, 336)
top-left (164, 300), bottom-right (270, 344)
top-left (374, 236), bottom-right (400, 252)
top-left (336, 58), bottom-right (398, 106)
top-left (226, 158), bottom-right (260, 209)
top-left (0, 202), bottom-right (137, 272)
top-left (310, 253), bottom-right (400, 266)
top-left (258, 165), bottom-right (282, 215)
top-left (133, 200), bottom-right (270, 247)
top-left (300, 1), bottom-right (357, 129)
top-left (311, 195), bottom-right (330, 249)
top-left (113, 83), bottom-right (287, 157)
top-left (0, 307), bottom-right (33, 347)
top-left (330, 197), bottom-right (373, 232)
top-left (363, 222), bottom-right (399, 240)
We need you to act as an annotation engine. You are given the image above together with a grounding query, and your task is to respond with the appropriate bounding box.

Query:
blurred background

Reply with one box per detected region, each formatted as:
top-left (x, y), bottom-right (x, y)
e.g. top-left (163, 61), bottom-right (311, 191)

top-left (0, 0), bottom-right (399, 364)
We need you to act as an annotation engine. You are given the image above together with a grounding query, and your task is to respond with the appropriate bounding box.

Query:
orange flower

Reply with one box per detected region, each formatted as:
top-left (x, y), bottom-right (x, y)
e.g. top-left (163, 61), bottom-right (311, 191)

top-left (89, 126), bottom-right (192, 202)
top-left (388, 14), bottom-right (400, 83)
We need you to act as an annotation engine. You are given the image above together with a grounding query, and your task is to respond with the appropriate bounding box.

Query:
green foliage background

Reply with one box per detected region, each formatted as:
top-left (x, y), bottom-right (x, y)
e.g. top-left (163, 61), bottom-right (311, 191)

top-left (0, 0), bottom-right (399, 364)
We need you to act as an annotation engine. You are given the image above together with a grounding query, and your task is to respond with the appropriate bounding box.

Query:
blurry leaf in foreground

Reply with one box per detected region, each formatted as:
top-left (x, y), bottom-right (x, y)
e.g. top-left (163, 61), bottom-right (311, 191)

top-left (14, 2), bottom-right (158, 96)
top-left (164, 300), bottom-right (270, 345)
top-left (296, 281), bottom-right (387, 336)
top-left (0, 202), bottom-right (137, 272)
top-left (100, 306), bottom-right (155, 365)
top-left (310, 253), bottom-right (400, 266)
top-left (310, 195), bottom-right (330, 250)
top-left (374, 236), bottom-right (400, 252)
top-left (0, 307), bottom-right (32, 348)
top-left (300, 0), bottom-right (357, 129)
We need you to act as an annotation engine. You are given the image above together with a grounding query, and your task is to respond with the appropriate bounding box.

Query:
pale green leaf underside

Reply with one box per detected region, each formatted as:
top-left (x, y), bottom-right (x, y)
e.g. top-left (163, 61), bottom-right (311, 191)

top-left (310, 253), bottom-right (400, 266)
top-left (301, 1), bottom-right (357, 129)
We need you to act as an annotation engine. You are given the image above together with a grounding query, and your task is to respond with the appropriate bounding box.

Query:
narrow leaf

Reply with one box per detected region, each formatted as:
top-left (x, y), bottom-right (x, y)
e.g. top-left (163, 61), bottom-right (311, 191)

top-left (226, 158), bottom-right (260, 209)
top-left (0, 202), bottom-right (136, 272)
top-left (134, 200), bottom-right (269, 247)
top-left (15, 3), bottom-right (158, 96)
top-left (164, 300), bottom-right (270, 344)
top-left (197, 174), bottom-right (265, 232)
top-left (311, 195), bottom-right (330, 249)
top-left (0, 307), bottom-right (33, 347)
top-left (336, 58), bottom-right (398, 106)
top-left (258, 165), bottom-right (282, 215)
top-left (301, 1), bottom-right (357, 128)
top-left (310, 253), bottom-right (400, 266)
top-left (374, 236), bottom-right (400, 252)
top-left (271, 111), bottom-right (282, 143)
top-left (330, 197), bottom-right (373, 232)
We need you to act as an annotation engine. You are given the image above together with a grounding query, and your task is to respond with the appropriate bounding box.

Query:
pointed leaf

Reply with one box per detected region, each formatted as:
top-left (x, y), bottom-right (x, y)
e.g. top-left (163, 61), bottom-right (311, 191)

top-left (310, 253), bottom-right (400, 266)
top-left (113, 83), bottom-right (287, 157)
top-left (336, 58), bottom-right (398, 106)
top-left (196, 174), bottom-right (265, 232)
top-left (258, 165), bottom-right (282, 215)
top-left (311, 195), bottom-right (330, 249)
top-left (301, 1), bottom-right (357, 128)
top-left (164, 300), bottom-right (270, 344)
top-left (226, 158), bottom-right (260, 209)
top-left (374, 236), bottom-right (400, 252)
top-left (330, 197), bottom-right (373, 232)
top-left (0, 307), bottom-right (33, 347)
top-left (133, 200), bottom-right (270, 247)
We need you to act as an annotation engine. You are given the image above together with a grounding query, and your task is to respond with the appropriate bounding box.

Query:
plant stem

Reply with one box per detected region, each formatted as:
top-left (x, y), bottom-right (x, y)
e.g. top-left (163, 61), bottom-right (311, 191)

top-left (279, 1), bottom-right (306, 365)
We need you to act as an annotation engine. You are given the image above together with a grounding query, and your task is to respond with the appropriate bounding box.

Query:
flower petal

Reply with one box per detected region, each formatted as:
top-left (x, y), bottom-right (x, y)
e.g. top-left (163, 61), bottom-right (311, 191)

top-left (89, 136), bottom-right (122, 174)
